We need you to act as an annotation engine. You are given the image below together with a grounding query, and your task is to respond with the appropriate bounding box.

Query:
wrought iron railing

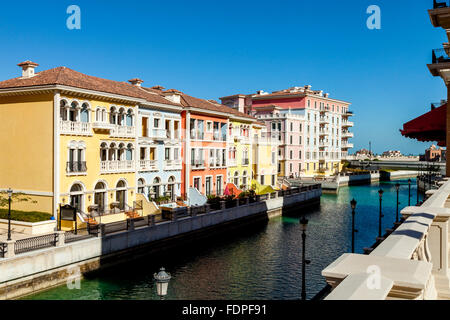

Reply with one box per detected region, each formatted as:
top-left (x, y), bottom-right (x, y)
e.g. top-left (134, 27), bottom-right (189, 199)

top-left (65, 225), bottom-right (98, 243)
top-left (66, 161), bottom-right (87, 173)
top-left (14, 233), bottom-right (58, 255)
top-left (0, 242), bottom-right (7, 258)
top-left (433, 0), bottom-right (449, 9)
top-left (432, 48), bottom-right (450, 64)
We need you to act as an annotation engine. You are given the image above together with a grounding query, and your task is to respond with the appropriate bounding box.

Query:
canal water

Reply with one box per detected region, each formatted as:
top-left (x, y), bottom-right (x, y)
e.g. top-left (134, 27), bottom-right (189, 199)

top-left (25, 179), bottom-right (422, 300)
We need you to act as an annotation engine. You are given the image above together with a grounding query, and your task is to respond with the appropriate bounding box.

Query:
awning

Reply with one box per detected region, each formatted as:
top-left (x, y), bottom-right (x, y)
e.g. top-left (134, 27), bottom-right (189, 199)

top-left (400, 103), bottom-right (447, 147)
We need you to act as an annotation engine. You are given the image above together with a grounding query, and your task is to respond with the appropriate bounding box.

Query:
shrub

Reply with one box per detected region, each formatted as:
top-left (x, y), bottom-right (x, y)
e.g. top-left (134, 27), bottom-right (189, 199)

top-left (0, 209), bottom-right (52, 223)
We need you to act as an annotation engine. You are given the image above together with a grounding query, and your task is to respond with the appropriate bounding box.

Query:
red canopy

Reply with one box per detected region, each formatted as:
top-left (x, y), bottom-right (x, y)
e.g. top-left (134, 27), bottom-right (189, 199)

top-left (400, 104), bottom-right (447, 147)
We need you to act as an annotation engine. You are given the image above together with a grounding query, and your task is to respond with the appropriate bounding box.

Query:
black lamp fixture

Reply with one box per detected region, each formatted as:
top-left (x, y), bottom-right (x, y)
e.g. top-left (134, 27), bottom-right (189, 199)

top-left (350, 199), bottom-right (358, 253)
top-left (378, 189), bottom-right (384, 238)
top-left (300, 216), bottom-right (311, 301)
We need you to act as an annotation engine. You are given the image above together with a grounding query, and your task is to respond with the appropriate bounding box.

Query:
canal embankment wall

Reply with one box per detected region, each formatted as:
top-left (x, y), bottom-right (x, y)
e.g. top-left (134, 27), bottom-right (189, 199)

top-left (0, 186), bottom-right (321, 300)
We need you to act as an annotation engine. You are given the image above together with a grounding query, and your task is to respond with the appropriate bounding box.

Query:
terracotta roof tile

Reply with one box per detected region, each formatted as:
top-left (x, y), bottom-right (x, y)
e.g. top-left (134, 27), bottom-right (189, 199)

top-left (0, 66), bottom-right (179, 106)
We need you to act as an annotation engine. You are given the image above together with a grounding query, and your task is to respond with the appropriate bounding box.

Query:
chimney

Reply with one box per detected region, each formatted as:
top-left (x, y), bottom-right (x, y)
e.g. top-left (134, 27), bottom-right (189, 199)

top-left (128, 78), bottom-right (144, 87)
top-left (164, 89), bottom-right (182, 104)
top-left (151, 85), bottom-right (166, 91)
top-left (324, 93), bottom-right (329, 98)
top-left (304, 85), bottom-right (312, 90)
top-left (18, 61), bottom-right (39, 78)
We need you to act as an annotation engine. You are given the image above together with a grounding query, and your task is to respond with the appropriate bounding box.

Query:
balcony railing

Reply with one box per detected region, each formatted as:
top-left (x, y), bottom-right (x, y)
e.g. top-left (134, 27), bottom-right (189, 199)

top-left (341, 121), bottom-right (354, 128)
top-left (139, 159), bottom-right (158, 171)
top-left (342, 131), bottom-right (354, 138)
top-left (164, 159), bottom-right (182, 170)
top-left (191, 160), bottom-right (206, 169)
top-left (433, 0), bottom-right (449, 9)
top-left (228, 159), bottom-right (237, 167)
top-left (101, 160), bottom-right (135, 173)
top-left (60, 120), bottom-right (92, 136)
top-left (66, 161), bottom-right (87, 174)
top-left (190, 130), bottom-right (205, 140)
top-left (111, 125), bottom-right (135, 138)
top-left (92, 122), bottom-right (114, 130)
top-left (432, 48), bottom-right (450, 64)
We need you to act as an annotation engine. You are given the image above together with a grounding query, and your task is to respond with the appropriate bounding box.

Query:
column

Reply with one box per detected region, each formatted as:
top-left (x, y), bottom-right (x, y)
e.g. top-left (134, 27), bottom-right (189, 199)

top-left (447, 85), bottom-right (450, 177)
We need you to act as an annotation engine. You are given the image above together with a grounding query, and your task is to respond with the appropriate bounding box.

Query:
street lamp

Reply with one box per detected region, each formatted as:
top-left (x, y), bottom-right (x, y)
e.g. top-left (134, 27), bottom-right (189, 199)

top-left (395, 183), bottom-right (400, 223)
top-left (378, 189), bottom-right (384, 239)
top-left (350, 199), bottom-right (358, 253)
top-left (416, 175), bottom-right (420, 206)
top-left (300, 216), bottom-right (311, 301)
top-left (7, 188), bottom-right (13, 241)
top-left (408, 179), bottom-right (412, 207)
top-left (154, 267), bottom-right (171, 300)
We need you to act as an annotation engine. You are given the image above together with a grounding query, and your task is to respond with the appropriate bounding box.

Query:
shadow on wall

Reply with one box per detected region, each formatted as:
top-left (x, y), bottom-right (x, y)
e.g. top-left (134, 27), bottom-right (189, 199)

top-left (187, 187), bottom-right (207, 207)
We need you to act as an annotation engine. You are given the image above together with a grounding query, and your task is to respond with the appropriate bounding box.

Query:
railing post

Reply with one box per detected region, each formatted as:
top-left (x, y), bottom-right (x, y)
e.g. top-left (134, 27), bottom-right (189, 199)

top-left (98, 223), bottom-right (106, 237)
top-left (220, 201), bottom-right (226, 210)
top-left (172, 212), bottom-right (178, 221)
top-left (205, 204), bottom-right (211, 213)
top-left (4, 240), bottom-right (15, 258)
top-left (128, 219), bottom-right (135, 231)
top-left (56, 231), bottom-right (65, 247)
top-left (235, 198), bottom-right (240, 207)
top-left (245, 197), bottom-right (250, 205)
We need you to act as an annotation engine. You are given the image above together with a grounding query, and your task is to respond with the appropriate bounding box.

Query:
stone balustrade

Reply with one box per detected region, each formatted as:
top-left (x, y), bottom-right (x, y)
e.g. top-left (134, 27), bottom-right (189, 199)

top-left (322, 178), bottom-right (450, 300)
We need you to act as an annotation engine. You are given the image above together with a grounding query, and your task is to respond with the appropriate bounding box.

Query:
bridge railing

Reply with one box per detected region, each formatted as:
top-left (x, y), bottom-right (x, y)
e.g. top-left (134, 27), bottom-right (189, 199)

top-left (322, 178), bottom-right (450, 300)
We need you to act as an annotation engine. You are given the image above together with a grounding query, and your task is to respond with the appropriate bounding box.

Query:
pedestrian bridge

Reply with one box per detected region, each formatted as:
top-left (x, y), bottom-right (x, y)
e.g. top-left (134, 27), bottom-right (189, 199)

top-left (322, 178), bottom-right (450, 300)
top-left (350, 160), bottom-right (445, 175)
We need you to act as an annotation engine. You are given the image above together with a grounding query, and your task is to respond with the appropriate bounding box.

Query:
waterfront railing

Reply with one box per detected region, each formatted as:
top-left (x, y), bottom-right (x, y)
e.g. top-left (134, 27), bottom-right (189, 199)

top-left (14, 233), bottom-right (59, 255)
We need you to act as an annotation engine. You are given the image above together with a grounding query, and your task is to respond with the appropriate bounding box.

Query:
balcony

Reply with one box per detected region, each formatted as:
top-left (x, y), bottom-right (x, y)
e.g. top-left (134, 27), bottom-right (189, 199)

top-left (319, 117), bottom-right (330, 125)
top-left (319, 140), bottom-right (329, 148)
top-left (191, 160), bottom-right (206, 169)
top-left (430, 1), bottom-right (450, 29)
top-left (341, 121), bottom-right (354, 128)
top-left (342, 111), bottom-right (354, 118)
top-left (342, 131), bottom-right (354, 138)
top-left (110, 125), bottom-right (135, 138)
top-left (341, 143), bottom-right (354, 149)
top-left (164, 159), bottom-right (182, 171)
top-left (60, 120), bottom-right (92, 136)
top-left (100, 160), bottom-right (135, 173)
top-left (92, 122), bottom-right (114, 131)
top-left (428, 48), bottom-right (450, 82)
top-left (190, 130), bottom-right (205, 140)
top-left (66, 161), bottom-right (87, 174)
top-left (228, 159), bottom-right (237, 167)
top-left (138, 160), bottom-right (158, 172)
top-left (319, 129), bottom-right (330, 137)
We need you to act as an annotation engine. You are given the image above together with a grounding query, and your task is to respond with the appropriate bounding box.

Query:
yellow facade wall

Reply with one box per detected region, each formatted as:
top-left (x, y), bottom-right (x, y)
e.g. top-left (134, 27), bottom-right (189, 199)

top-left (0, 94), bottom-right (54, 214)
top-left (228, 120), bottom-right (253, 189)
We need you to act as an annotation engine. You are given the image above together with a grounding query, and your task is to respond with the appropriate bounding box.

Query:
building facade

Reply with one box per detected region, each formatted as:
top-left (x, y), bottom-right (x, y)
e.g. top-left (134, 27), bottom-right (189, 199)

top-left (220, 86), bottom-right (353, 178)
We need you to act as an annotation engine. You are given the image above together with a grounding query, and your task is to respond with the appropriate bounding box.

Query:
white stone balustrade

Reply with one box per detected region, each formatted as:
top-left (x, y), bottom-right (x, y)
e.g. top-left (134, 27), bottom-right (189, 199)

top-left (100, 160), bottom-right (135, 173)
top-left (322, 179), bottom-right (450, 300)
top-left (60, 120), bottom-right (92, 136)
top-left (111, 125), bottom-right (135, 138)
top-left (139, 160), bottom-right (158, 171)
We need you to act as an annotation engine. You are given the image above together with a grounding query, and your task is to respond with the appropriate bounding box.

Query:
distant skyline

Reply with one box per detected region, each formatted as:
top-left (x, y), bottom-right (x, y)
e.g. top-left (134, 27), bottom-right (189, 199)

top-left (0, 0), bottom-right (445, 154)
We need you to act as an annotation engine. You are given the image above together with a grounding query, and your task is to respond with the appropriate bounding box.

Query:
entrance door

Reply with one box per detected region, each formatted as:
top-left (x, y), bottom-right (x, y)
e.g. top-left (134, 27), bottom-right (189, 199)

top-left (216, 176), bottom-right (222, 196)
top-left (94, 192), bottom-right (105, 213)
top-left (70, 195), bottom-right (82, 212)
top-left (116, 190), bottom-right (125, 210)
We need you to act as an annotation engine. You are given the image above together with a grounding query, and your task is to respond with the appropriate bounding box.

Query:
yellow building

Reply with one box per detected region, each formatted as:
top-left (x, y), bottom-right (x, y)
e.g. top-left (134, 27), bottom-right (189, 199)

top-left (252, 124), bottom-right (279, 188)
top-left (227, 118), bottom-right (254, 190)
top-left (0, 61), bottom-right (179, 229)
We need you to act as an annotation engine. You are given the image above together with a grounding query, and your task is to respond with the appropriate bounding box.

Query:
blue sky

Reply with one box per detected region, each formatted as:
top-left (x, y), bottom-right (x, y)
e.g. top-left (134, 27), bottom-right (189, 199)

top-left (0, 0), bottom-right (446, 154)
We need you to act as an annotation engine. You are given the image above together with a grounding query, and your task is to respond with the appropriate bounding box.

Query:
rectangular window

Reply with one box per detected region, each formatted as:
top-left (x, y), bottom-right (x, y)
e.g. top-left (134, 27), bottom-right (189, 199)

top-left (260, 175), bottom-right (264, 185)
top-left (154, 118), bottom-right (160, 128)
top-left (165, 148), bottom-right (170, 160)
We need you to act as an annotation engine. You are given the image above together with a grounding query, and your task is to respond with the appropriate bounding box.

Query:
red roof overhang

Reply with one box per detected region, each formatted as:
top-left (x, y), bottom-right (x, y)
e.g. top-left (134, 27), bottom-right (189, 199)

top-left (400, 103), bottom-right (447, 147)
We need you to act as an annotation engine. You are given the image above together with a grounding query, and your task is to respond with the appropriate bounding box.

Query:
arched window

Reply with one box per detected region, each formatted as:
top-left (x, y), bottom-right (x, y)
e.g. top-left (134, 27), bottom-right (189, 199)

top-left (138, 178), bottom-right (145, 194)
top-left (116, 180), bottom-right (127, 210)
top-left (152, 177), bottom-right (161, 199)
top-left (126, 143), bottom-right (133, 161)
top-left (126, 109), bottom-right (133, 127)
top-left (80, 103), bottom-right (90, 123)
top-left (69, 101), bottom-right (79, 122)
top-left (118, 143), bottom-right (126, 161)
top-left (60, 100), bottom-right (68, 121)
top-left (109, 143), bottom-right (117, 161)
top-left (167, 176), bottom-right (176, 201)
top-left (242, 171), bottom-right (248, 188)
top-left (118, 107), bottom-right (126, 126)
top-left (234, 171), bottom-right (239, 187)
top-left (110, 107), bottom-right (117, 124)
top-left (94, 182), bottom-right (107, 213)
top-left (69, 183), bottom-right (84, 212)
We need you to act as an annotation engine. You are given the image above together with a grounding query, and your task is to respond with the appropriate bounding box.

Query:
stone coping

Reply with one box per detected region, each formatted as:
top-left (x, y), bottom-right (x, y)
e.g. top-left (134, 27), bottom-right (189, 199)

top-left (0, 219), bottom-right (56, 227)
top-left (322, 253), bottom-right (433, 290)
top-left (325, 273), bottom-right (393, 300)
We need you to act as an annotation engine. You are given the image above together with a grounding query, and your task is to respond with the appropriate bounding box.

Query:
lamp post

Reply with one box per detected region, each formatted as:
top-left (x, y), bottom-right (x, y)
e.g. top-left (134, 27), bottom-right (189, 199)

top-left (7, 188), bottom-right (13, 241)
top-left (350, 199), bottom-right (358, 253)
top-left (154, 267), bottom-right (171, 300)
top-left (378, 189), bottom-right (384, 238)
top-left (416, 175), bottom-right (420, 206)
top-left (408, 179), bottom-right (411, 207)
top-left (395, 183), bottom-right (400, 223)
top-left (300, 216), bottom-right (311, 301)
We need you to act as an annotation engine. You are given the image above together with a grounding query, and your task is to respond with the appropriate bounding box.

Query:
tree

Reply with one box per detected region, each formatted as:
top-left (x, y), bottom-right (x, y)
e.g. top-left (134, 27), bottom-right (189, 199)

top-left (0, 192), bottom-right (37, 208)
